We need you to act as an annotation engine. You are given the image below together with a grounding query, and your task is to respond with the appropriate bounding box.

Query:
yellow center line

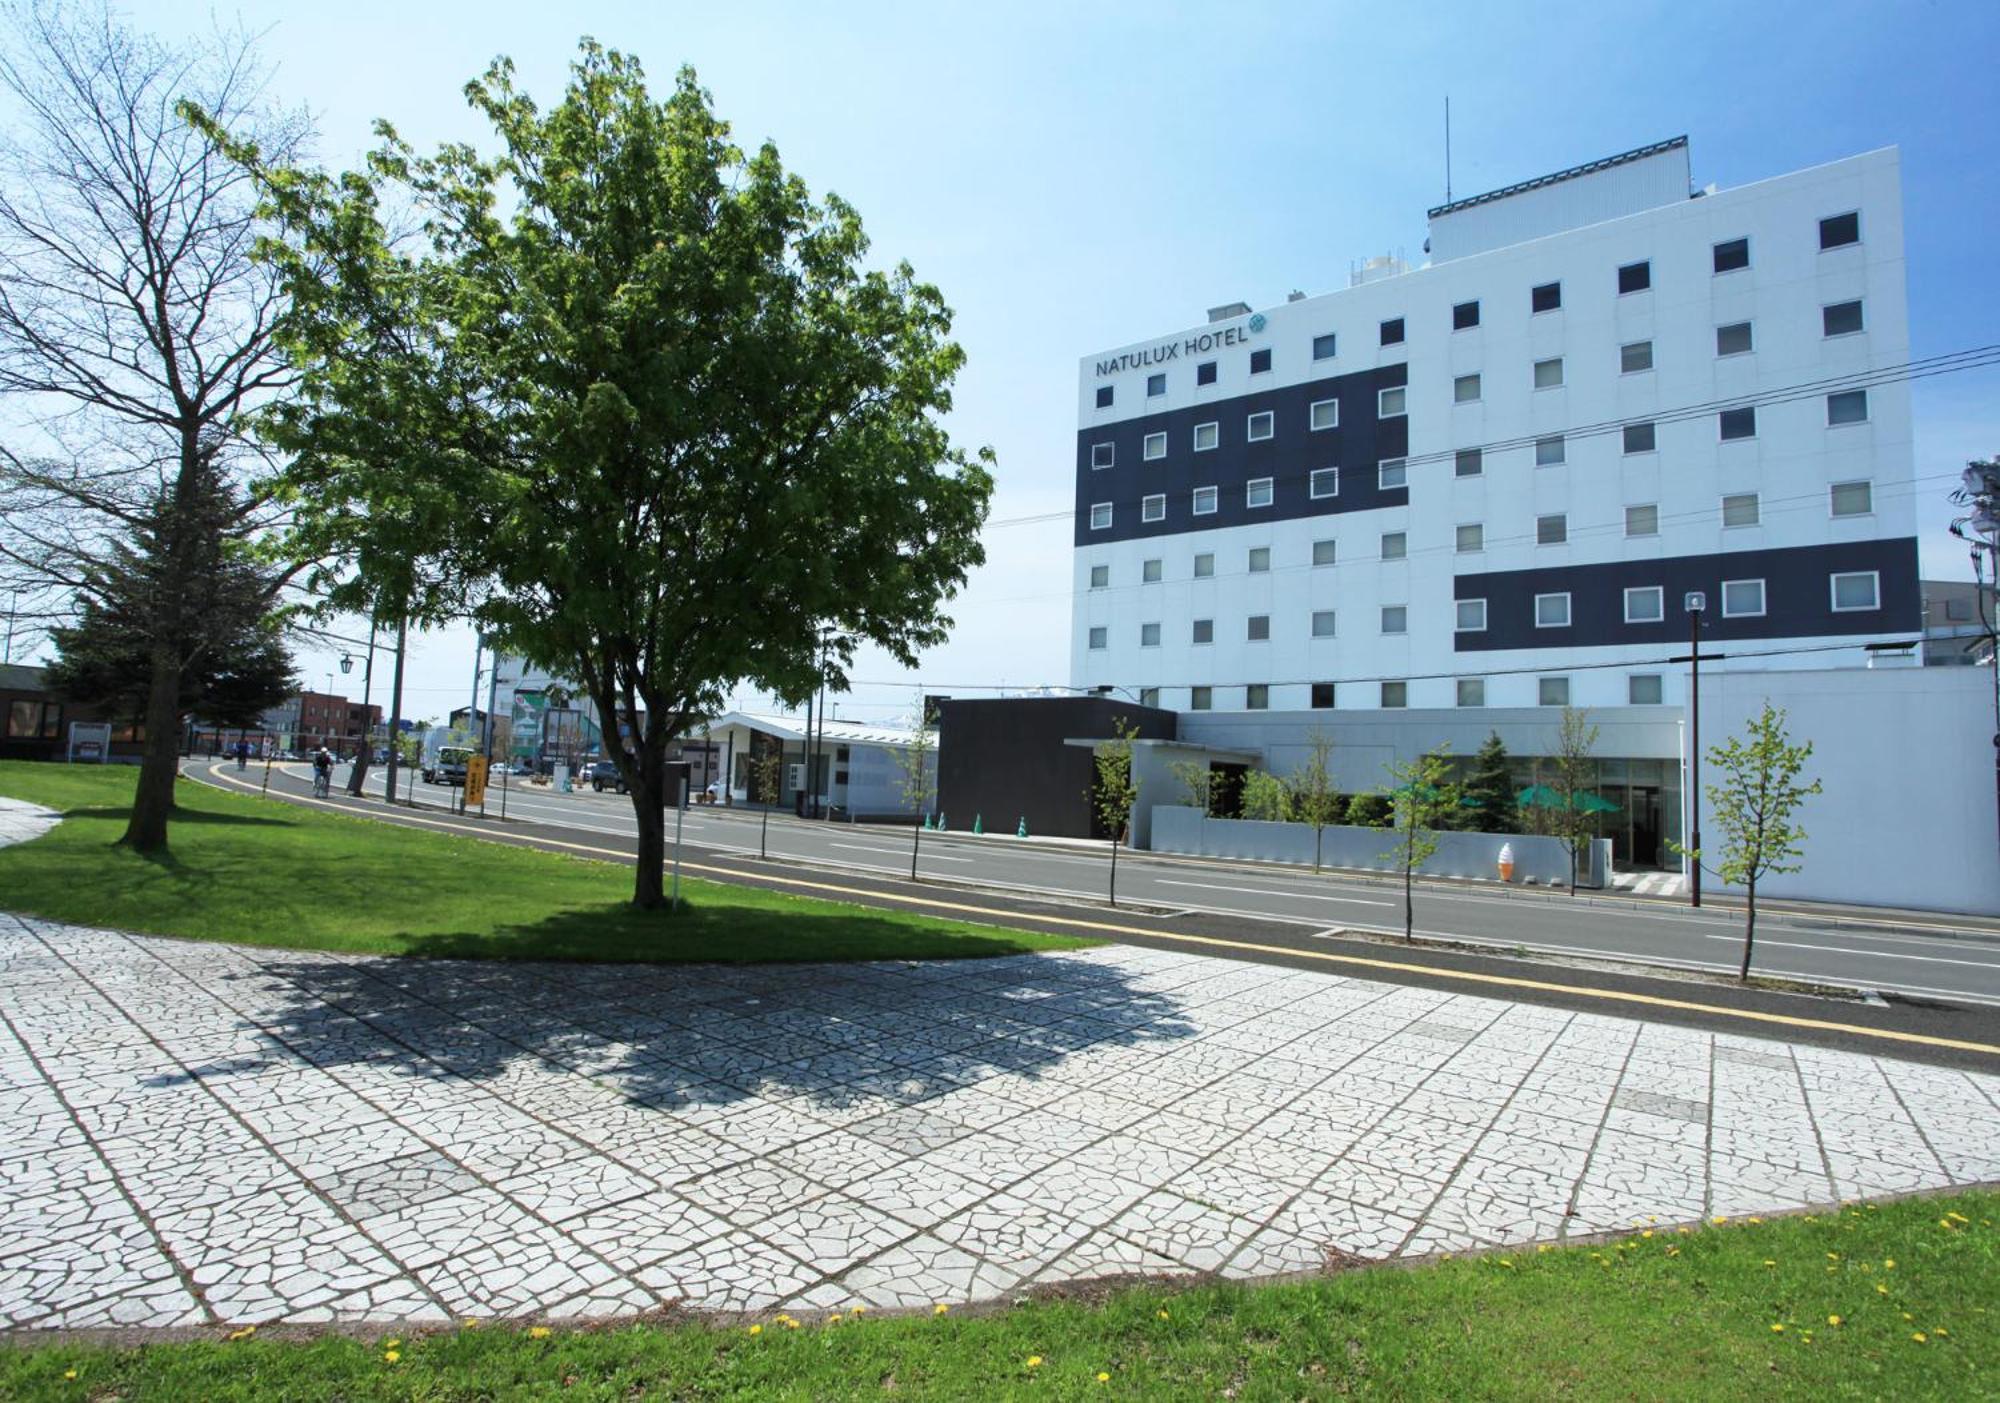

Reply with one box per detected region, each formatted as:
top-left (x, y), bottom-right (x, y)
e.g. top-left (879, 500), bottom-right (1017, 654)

top-left (197, 763), bottom-right (2000, 1058)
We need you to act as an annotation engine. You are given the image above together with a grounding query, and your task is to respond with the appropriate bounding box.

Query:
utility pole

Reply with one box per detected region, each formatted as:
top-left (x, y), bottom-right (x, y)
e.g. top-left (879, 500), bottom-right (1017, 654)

top-left (1950, 459), bottom-right (2000, 851)
top-left (346, 622), bottom-right (378, 796)
top-left (2, 589), bottom-right (17, 664)
top-left (384, 614), bottom-right (409, 806)
top-left (468, 633), bottom-right (484, 737)
top-left (1683, 592), bottom-right (1706, 908)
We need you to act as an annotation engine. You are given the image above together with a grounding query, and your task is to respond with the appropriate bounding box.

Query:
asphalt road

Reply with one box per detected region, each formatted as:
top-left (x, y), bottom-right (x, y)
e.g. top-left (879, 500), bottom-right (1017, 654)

top-left (220, 759), bottom-right (2000, 1016)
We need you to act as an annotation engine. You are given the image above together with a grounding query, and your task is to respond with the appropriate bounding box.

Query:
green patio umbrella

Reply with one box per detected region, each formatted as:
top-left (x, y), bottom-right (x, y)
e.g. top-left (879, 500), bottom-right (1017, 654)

top-left (1516, 784), bottom-right (1619, 814)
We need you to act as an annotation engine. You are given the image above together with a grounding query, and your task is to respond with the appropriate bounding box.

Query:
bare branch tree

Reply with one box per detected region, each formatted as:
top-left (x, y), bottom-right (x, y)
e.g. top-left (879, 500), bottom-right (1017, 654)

top-left (0, 1), bottom-right (310, 850)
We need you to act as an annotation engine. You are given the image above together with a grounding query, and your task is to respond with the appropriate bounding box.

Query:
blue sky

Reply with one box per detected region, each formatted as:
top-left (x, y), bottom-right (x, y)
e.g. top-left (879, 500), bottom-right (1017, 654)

top-left (119, 1), bottom-right (2000, 724)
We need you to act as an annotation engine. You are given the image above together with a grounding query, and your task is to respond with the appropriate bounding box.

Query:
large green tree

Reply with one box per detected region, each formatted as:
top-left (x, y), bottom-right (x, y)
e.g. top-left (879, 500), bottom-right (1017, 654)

top-left (1462, 731), bottom-right (1518, 834)
top-left (212, 45), bottom-right (993, 907)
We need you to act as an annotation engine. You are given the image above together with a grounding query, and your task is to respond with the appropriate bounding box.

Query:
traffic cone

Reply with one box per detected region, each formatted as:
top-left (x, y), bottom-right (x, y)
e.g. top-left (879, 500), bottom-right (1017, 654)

top-left (973, 813), bottom-right (983, 835)
top-left (937, 813), bottom-right (947, 831)
top-left (1016, 817), bottom-right (1027, 838)
top-left (923, 812), bottom-right (933, 831)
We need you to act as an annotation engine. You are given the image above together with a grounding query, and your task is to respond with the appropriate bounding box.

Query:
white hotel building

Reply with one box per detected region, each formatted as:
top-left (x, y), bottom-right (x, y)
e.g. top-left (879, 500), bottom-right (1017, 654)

top-left (1065, 138), bottom-right (1925, 868)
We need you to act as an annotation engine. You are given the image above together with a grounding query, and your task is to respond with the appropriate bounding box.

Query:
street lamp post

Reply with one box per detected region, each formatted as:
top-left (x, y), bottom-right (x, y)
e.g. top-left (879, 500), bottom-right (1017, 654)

top-left (1684, 591), bottom-right (1706, 908)
top-left (343, 626), bottom-right (378, 796)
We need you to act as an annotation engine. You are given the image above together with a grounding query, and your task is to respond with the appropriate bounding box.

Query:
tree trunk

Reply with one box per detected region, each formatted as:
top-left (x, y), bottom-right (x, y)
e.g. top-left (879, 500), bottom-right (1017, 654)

top-left (628, 746), bottom-right (669, 909)
top-left (1404, 857), bottom-right (1415, 941)
top-left (759, 805), bottom-right (770, 860)
top-left (1108, 836), bottom-right (1119, 908)
top-left (1567, 840), bottom-right (1578, 897)
top-left (1739, 876), bottom-right (1758, 981)
top-left (1314, 825), bottom-right (1323, 874)
top-left (119, 647), bottom-right (184, 853)
top-left (909, 817), bottom-right (921, 881)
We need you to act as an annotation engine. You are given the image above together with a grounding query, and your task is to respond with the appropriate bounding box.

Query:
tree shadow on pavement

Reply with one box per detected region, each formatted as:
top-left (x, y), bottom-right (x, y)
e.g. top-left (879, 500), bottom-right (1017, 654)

top-left (212, 946), bottom-right (1199, 1121)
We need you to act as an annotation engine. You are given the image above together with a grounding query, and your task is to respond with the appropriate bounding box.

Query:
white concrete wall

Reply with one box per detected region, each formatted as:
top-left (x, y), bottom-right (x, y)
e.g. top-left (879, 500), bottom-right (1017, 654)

top-left (1696, 667), bottom-right (2000, 914)
top-left (1153, 805), bottom-right (1575, 885)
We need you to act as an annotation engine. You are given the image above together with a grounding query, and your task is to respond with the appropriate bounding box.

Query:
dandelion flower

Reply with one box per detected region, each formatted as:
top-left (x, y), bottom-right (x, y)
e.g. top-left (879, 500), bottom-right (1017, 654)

top-left (1770, 1323), bottom-right (1785, 1333)
top-left (1098, 1372), bottom-right (1112, 1382)
top-left (748, 1324), bottom-right (763, 1336)
top-left (1157, 1309), bottom-right (1170, 1319)
top-left (1828, 1315), bottom-right (1842, 1326)
top-left (851, 1306), bottom-right (867, 1315)
top-left (63, 1371), bottom-right (76, 1381)
top-left (1027, 1356), bottom-right (1043, 1368)
top-left (1936, 1326), bottom-right (1950, 1337)
top-left (1912, 1332), bottom-right (1928, 1344)
top-left (1878, 1284), bottom-right (1890, 1295)
top-left (1827, 1252), bottom-right (1840, 1260)
top-left (934, 1305), bottom-right (949, 1316)
top-left (1950, 1212), bottom-right (1970, 1223)
top-left (384, 1350), bottom-right (401, 1364)
top-left (1884, 1259), bottom-right (1896, 1270)
top-left (528, 1327), bottom-right (550, 1339)
top-left (785, 1319), bottom-right (800, 1330)
top-left (828, 1314), bottom-right (842, 1324)
top-left (385, 1339), bottom-right (399, 1349)
top-left (1641, 1230), bottom-right (1654, 1239)
top-left (1665, 1246), bottom-right (1681, 1258)
top-left (1497, 1259), bottom-right (1514, 1269)
top-left (1763, 1260), bottom-right (1777, 1267)
top-left (1712, 1216), bottom-right (1728, 1225)
top-left (463, 1318), bottom-right (482, 1330)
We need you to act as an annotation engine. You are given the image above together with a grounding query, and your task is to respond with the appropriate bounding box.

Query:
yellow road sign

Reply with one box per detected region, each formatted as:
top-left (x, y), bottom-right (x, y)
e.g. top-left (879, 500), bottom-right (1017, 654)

top-left (464, 754), bottom-right (489, 808)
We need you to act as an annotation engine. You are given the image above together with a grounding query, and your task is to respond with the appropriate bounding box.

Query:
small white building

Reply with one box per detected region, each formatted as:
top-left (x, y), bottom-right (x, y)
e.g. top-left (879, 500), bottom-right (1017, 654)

top-left (698, 710), bottom-right (937, 819)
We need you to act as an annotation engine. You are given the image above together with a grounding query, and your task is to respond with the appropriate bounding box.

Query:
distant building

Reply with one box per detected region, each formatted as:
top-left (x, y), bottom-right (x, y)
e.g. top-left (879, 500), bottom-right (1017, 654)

top-left (1921, 578), bottom-right (1997, 666)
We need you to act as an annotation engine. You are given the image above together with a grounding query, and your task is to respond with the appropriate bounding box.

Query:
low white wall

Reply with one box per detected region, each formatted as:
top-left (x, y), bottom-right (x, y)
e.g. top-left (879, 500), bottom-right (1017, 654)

top-left (1697, 667), bottom-right (2000, 915)
top-left (1151, 805), bottom-right (1575, 885)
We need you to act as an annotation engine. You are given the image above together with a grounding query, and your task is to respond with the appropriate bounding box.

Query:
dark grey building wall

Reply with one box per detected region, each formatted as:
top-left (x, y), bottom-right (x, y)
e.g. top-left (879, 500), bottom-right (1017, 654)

top-left (937, 697), bottom-right (1177, 839)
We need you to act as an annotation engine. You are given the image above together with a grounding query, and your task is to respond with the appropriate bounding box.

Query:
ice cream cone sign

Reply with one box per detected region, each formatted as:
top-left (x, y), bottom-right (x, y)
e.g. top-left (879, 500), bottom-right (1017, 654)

top-left (1497, 842), bottom-right (1516, 883)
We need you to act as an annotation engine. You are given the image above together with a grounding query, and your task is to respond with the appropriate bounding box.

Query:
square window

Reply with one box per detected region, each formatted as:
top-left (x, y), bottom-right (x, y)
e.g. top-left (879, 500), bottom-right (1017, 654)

top-left (1247, 614), bottom-right (1270, 641)
top-left (1535, 434), bottom-right (1566, 466)
top-left (1823, 300), bottom-right (1864, 336)
top-left (1378, 457), bottom-right (1407, 489)
top-left (1246, 684), bottom-right (1269, 710)
top-left (1140, 622), bottom-right (1161, 647)
top-left (1537, 513), bottom-right (1567, 545)
top-left (1192, 617), bottom-right (1214, 644)
top-left (1381, 681), bottom-right (1408, 708)
top-left (1089, 502), bottom-right (1112, 530)
top-left (1090, 442), bottom-right (1114, 468)
top-left (1309, 398), bottom-right (1339, 430)
top-left (1309, 467), bottom-right (1339, 499)
top-left (1539, 676), bottom-right (1571, 707)
top-left (1381, 530), bottom-right (1407, 560)
top-left (1722, 492), bottom-right (1760, 528)
top-left (1947, 598), bottom-right (1972, 622)
top-left (1248, 546), bottom-right (1270, 573)
top-left (1312, 538), bottom-right (1336, 566)
top-left (1720, 405), bottom-right (1756, 440)
top-left (1452, 299), bottom-right (1480, 330)
top-left (1196, 360), bottom-right (1218, 386)
top-left (1531, 281), bottom-right (1561, 313)
top-left (1246, 410), bottom-right (1275, 441)
top-left (1249, 347), bottom-right (1272, 374)
top-left (1378, 385), bottom-right (1407, 417)
top-left (1246, 477), bottom-right (1274, 508)
top-left (1143, 431), bottom-right (1167, 460)
top-left (1456, 522), bottom-right (1483, 553)
top-left (1722, 578), bottom-right (1765, 617)
top-left (1089, 564), bottom-right (1108, 589)
top-left (1623, 421), bottom-right (1656, 454)
top-left (1095, 385), bottom-right (1113, 408)
top-left (1535, 592), bottom-right (1572, 628)
top-left (1311, 682), bottom-right (1336, 710)
top-left (1312, 332), bottom-right (1337, 360)
top-left (1455, 447), bottom-right (1482, 477)
top-left (1830, 480), bottom-right (1872, 517)
top-left (1141, 493), bottom-right (1166, 522)
top-left (1311, 609), bottom-right (1337, 638)
top-left (1618, 259), bottom-right (1651, 294)
top-left (1534, 356), bottom-right (1564, 389)
top-left (1454, 372), bottom-right (1481, 403)
top-left (1139, 687), bottom-right (1160, 708)
top-left (1381, 605), bottom-right (1407, 634)
top-left (1380, 317), bottom-right (1405, 346)
top-left (1621, 339), bottom-right (1654, 373)
top-left (1458, 677), bottom-right (1486, 707)
top-left (1193, 421), bottom-right (1219, 451)
top-left (1456, 598), bottom-right (1487, 632)
top-left (1713, 237), bottom-right (1750, 273)
top-left (1716, 321), bottom-right (1753, 356)
top-left (1191, 685), bottom-right (1212, 711)
top-left (1629, 674), bottom-right (1664, 705)
top-left (1827, 389), bottom-right (1869, 425)
top-left (1820, 211), bottom-right (1860, 249)
top-left (1193, 552), bottom-right (1214, 578)
top-left (1087, 626), bottom-right (1107, 650)
top-left (1626, 503), bottom-right (1659, 536)
top-left (1832, 571), bottom-right (1880, 611)
top-left (1624, 585), bottom-right (1664, 623)
top-left (1192, 485), bottom-right (1218, 515)
top-left (1146, 372), bottom-right (1166, 396)
top-left (1142, 557), bottom-right (1162, 582)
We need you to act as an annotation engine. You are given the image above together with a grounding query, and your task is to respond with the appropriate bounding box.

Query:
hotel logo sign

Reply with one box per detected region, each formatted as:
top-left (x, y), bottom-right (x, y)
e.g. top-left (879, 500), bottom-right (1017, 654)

top-left (1095, 316), bottom-right (1263, 378)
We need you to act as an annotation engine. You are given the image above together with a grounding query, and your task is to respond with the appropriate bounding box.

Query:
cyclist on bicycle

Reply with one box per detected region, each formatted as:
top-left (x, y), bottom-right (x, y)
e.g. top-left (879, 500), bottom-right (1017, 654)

top-left (311, 746), bottom-right (334, 798)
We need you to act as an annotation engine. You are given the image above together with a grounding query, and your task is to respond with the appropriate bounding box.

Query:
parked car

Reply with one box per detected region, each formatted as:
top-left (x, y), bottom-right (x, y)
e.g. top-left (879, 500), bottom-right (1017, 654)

top-left (586, 757), bottom-right (628, 794)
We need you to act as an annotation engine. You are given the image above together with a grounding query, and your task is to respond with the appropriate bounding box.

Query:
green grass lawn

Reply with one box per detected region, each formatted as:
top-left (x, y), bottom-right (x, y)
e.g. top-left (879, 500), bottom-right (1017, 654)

top-left (0, 761), bottom-right (1088, 963)
top-left (5, 1192), bottom-right (1994, 1400)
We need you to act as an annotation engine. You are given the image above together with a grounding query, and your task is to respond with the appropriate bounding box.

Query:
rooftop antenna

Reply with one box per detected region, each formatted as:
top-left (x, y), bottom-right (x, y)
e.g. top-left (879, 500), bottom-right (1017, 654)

top-left (1444, 95), bottom-right (1453, 203)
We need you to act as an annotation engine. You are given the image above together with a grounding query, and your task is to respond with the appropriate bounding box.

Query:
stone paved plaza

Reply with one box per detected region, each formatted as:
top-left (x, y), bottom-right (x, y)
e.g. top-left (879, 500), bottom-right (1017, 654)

top-left (4, 889), bottom-right (1999, 1333)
